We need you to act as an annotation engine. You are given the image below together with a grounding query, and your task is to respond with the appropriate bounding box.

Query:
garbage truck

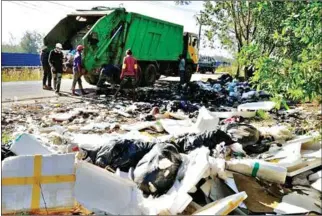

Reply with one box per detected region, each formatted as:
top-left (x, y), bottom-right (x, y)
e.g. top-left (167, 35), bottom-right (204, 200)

top-left (43, 7), bottom-right (199, 86)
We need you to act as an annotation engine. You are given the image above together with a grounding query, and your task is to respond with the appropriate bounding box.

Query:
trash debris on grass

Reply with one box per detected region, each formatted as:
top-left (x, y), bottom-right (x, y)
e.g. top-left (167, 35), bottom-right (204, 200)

top-left (1, 74), bottom-right (321, 215)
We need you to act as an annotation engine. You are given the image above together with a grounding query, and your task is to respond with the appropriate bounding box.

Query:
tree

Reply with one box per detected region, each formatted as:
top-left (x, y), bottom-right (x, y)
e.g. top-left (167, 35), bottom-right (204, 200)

top-left (19, 30), bottom-right (43, 54)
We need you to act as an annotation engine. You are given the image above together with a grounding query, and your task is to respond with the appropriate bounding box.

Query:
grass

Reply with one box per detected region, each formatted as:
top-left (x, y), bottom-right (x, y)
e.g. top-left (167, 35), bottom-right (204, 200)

top-left (2, 132), bottom-right (13, 145)
top-left (216, 63), bottom-right (238, 77)
top-left (2, 68), bottom-right (73, 82)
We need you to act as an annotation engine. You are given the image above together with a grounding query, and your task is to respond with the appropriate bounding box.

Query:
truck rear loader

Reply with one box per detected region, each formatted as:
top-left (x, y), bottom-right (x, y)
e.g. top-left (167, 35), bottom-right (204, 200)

top-left (44, 7), bottom-right (199, 86)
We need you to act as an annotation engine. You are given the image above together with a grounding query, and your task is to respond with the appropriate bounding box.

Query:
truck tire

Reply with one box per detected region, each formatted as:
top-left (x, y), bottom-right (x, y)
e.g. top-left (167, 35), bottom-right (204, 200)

top-left (200, 69), bottom-right (205, 74)
top-left (136, 65), bottom-right (143, 87)
top-left (185, 64), bottom-right (193, 82)
top-left (84, 73), bottom-right (99, 86)
top-left (143, 64), bottom-right (157, 86)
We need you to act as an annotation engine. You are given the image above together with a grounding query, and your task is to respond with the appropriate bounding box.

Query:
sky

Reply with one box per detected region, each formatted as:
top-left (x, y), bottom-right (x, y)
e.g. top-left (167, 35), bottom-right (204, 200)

top-left (1, 1), bottom-right (232, 58)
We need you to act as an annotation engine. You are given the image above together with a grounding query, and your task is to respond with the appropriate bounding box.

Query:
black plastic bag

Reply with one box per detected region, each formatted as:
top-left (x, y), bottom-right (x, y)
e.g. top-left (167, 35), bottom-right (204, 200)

top-left (80, 139), bottom-right (155, 172)
top-left (173, 130), bottom-right (235, 154)
top-left (224, 123), bottom-right (260, 146)
top-left (1, 146), bottom-right (15, 161)
top-left (133, 143), bottom-right (182, 197)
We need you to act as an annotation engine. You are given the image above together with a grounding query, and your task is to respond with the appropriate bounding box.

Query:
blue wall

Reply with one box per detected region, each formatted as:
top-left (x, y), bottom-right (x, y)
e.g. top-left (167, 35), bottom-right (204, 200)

top-left (1, 52), bottom-right (41, 67)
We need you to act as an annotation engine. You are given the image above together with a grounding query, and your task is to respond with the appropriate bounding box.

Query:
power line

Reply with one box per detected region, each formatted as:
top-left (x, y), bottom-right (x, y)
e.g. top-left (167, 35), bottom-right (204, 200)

top-left (46, 1), bottom-right (76, 10)
top-left (143, 1), bottom-right (199, 14)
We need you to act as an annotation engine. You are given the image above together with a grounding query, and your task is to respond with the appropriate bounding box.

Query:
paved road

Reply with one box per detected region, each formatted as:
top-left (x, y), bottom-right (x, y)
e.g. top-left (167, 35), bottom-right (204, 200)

top-left (1, 78), bottom-right (92, 102)
top-left (2, 73), bottom-right (222, 102)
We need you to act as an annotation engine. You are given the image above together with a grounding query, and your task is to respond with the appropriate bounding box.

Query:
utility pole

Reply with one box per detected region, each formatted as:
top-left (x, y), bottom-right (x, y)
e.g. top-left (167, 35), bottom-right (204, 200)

top-left (196, 15), bottom-right (202, 58)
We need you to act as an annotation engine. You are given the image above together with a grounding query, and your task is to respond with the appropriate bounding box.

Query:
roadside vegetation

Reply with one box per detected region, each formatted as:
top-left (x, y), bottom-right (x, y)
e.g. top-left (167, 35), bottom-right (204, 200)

top-left (2, 68), bottom-right (73, 82)
top-left (177, 1), bottom-right (322, 107)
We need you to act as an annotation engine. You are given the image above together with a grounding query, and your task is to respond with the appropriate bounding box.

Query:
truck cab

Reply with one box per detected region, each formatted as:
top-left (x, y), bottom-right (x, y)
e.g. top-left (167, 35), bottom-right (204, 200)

top-left (183, 32), bottom-right (199, 70)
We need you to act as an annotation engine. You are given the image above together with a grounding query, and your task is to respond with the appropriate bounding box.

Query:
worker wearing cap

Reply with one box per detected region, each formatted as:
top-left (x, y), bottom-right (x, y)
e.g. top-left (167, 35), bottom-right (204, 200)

top-left (114, 49), bottom-right (138, 100)
top-left (71, 45), bottom-right (87, 96)
top-left (40, 46), bottom-right (52, 90)
top-left (48, 43), bottom-right (64, 96)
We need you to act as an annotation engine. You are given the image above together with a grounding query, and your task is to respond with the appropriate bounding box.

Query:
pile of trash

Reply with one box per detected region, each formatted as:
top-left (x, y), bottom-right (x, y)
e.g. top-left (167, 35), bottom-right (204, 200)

top-left (1, 74), bottom-right (321, 215)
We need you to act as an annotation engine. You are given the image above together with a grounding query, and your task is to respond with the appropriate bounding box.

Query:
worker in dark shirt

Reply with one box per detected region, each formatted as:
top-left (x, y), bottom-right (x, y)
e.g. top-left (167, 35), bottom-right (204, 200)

top-left (96, 62), bottom-right (118, 95)
top-left (114, 49), bottom-right (138, 100)
top-left (48, 43), bottom-right (64, 96)
top-left (40, 46), bottom-right (52, 90)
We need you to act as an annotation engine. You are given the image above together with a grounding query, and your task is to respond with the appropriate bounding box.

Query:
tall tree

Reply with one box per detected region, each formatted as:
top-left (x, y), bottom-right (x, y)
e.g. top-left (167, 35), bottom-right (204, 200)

top-left (19, 30), bottom-right (43, 54)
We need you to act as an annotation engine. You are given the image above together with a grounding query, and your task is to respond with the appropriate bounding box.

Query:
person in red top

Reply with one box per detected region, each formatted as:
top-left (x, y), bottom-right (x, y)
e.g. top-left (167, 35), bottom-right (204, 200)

top-left (114, 49), bottom-right (138, 100)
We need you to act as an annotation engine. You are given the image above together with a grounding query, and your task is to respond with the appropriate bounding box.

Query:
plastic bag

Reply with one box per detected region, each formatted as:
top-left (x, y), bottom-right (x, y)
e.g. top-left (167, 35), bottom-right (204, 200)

top-left (79, 139), bottom-right (155, 172)
top-left (1, 146), bottom-right (15, 161)
top-left (224, 123), bottom-right (260, 146)
top-left (173, 129), bottom-right (234, 154)
top-left (134, 143), bottom-right (182, 197)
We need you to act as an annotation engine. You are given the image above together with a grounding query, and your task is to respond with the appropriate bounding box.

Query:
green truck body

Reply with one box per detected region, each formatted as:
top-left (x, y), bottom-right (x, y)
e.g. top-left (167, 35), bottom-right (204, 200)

top-left (44, 7), bottom-right (198, 86)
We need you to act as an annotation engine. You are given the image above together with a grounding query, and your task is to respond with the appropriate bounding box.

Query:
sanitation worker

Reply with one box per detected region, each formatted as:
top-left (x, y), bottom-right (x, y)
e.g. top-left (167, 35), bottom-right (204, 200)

top-left (71, 45), bottom-right (87, 96)
top-left (179, 54), bottom-right (186, 85)
top-left (48, 43), bottom-right (64, 96)
top-left (96, 61), bottom-right (118, 95)
top-left (114, 49), bottom-right (138, 100)
top-left (40, 46), bottom-right (52, 90)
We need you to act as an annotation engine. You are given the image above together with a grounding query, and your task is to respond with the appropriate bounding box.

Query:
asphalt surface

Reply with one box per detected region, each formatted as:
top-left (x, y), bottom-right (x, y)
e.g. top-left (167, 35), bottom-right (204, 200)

top-left (2, 73), bottom-right (221, 102)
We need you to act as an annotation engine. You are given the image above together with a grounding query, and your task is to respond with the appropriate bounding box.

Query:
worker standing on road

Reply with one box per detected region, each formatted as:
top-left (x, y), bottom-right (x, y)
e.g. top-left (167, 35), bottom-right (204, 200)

top-left (114, 49), bottom-right (138, 100)
top-left (48, 43), bottom-right (64, 96)
top-left (71, 45), bottom-right (87, 96)
top-left (96, 61), bottom-right (118, 95)
top-left (179, 54), bottom-right (186, 85)
top-left (40, 46), bottom-right (52, 90)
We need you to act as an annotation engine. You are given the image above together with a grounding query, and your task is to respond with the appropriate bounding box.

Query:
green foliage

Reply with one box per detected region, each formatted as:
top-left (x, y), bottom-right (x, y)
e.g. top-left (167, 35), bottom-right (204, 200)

top-left (2, 132), bottom-right (13, 145)
top-left (20, 30), bottom-right (44, 54)
top-left (244, 1), bottom-right (322, 103)
top-left (2, 30), bottom-right (44, 54)
top-left (256, 109), bottom-right (271, 120)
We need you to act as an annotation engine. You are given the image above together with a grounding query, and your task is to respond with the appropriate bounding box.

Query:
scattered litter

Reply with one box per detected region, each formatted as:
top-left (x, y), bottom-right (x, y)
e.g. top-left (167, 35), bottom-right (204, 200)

top-left (237, 101), bottom-right (276, 111)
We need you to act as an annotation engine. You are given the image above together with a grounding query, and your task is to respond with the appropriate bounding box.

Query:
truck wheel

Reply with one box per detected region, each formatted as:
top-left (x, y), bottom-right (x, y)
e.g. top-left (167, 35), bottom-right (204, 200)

top-left (84, 73), bottom-right (99, 85)
top-left (185, 64), bottom-right (193, 82)
top-left (136, 65), bottom-right (143, 86)
top-left (200, 70), bottom-right (205, 74)
top-left (143, 64), bottom-right (157, 86)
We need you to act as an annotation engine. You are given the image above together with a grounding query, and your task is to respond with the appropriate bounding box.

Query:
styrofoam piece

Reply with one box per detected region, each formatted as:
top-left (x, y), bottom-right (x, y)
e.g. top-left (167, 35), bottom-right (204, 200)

top-left (2, 154), bottom-right (75, 213)
top-left (179, 147), bottom-right (210, 193)
top-left (237, 101), bottom-right (275, 111)
top-left (160, 119), bottom-right (194, 136)
top-left (169, 192), bottom-right (193, 215)
top-left (308, 171), bottom-right (322, 182)
top-left (302, 149), bottom-right (322, 158)
top-left (10, 133), bottom-right (54, 156)
top-left (265, 142), bottom-right (303, 168)
top-left (75, 161), bottom-right (144, 215)
top-left (211, 111), bottom-right (256, 119)
top-left (274, 192), bottom-right (322, 214)
top-left (285, 135), bottom-right (315, 145)
top-left (208, 156), bottom-right (227, 180)
top-left (192, 191), bottom-right (247, 215)
top-left (226, 159), bottom-right (287, 184)
top-left (311, 178), bottom-right (322, 192)
top-left (193, 106), bottom-right (219, 133)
